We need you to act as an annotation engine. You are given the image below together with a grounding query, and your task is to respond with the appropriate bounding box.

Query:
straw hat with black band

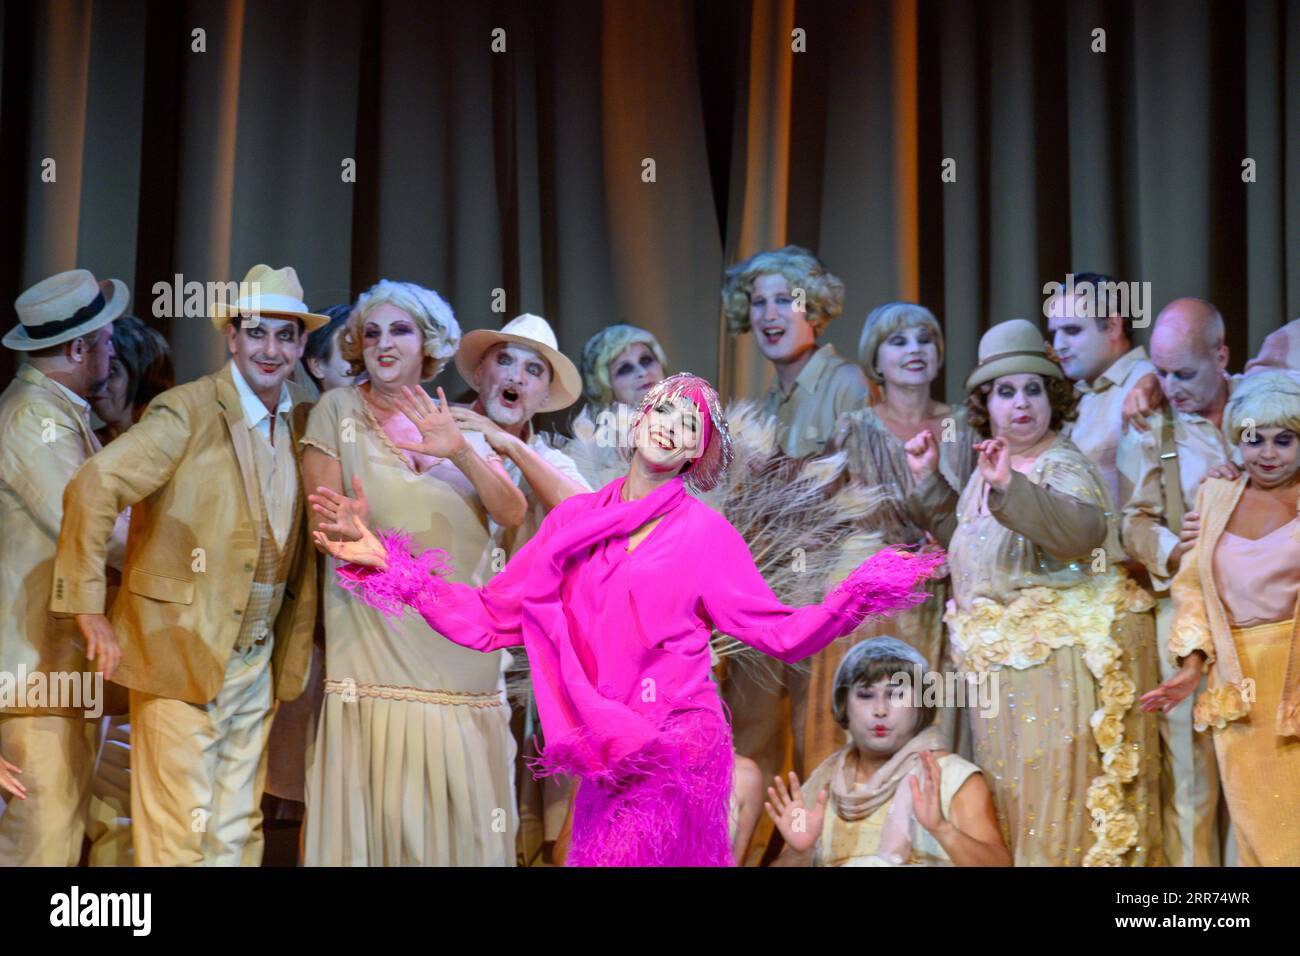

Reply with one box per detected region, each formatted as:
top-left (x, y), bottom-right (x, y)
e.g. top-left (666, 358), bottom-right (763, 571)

top-left (4, 269), bottom-right (130, 351)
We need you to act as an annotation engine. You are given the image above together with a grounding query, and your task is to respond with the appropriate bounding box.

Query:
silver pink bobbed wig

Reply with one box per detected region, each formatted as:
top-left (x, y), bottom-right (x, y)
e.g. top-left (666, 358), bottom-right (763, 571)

top-left (629, 372), bottom-right (734, 492)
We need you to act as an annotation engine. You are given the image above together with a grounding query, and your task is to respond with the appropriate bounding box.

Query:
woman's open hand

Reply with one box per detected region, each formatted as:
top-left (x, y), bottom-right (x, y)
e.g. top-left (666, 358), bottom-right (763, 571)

top-left (309, 475), bottom-right (371, 541)
top-left (392, 386), bottom-right (469, 460)
top-left (312, 514), bottom-right (389, 569)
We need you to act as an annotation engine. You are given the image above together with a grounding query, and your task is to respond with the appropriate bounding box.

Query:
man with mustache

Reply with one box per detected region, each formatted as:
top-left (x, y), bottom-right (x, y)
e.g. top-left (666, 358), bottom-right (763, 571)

top-left (0, 269), bottom-right (130, 864)
top-left (1046, 271), bottom-right (1156, 510)
top-left (1116, 298), bottom-right (1232, 867)
top-left (52, 265), bottom-right (322, 865)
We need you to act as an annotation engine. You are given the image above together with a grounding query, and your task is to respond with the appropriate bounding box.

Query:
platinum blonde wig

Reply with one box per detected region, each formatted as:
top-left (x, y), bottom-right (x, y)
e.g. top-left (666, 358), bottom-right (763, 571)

top-left (339, 279), bottom-right (461, 381)
top-left (1225, 369), bottom-right (1300, 443)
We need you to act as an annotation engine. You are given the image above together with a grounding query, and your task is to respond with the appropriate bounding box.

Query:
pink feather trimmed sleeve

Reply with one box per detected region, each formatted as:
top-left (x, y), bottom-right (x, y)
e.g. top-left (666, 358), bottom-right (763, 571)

top-left (335, 530), bottom-right (531, 652)
top-left (699, 522), bottom-right (945, 664)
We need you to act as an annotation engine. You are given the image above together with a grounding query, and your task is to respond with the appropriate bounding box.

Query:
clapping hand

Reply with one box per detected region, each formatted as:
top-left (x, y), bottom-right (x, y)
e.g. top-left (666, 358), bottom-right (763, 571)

top-left (391, 386), bottom-right (469, 460)
top-left (974, 437), bottom-right (1012, 492)
top-left (904, 430), bottom-right (940, 482)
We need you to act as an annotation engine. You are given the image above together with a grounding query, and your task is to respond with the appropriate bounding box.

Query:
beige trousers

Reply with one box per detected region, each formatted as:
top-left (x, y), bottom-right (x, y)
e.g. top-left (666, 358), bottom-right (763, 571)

top-left (0, 713), bottom-right (96, 865)
top-left (86, 714), bottom-right (133, 866)
top-left (130, 639), bottom-right (276, 866)
top-left (1154, 597), bottom-right (1224, 866)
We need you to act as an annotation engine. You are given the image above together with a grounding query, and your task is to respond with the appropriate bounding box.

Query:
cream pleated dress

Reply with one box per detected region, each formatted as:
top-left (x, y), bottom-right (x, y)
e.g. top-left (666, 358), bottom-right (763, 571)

top-left (301, 386), bottom-right (516, 866)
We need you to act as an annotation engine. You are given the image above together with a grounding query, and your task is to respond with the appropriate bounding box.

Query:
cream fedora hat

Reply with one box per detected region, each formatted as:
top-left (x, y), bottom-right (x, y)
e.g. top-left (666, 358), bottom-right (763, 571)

top-left (5, 269), bottom-right (129, 351)
top-left (210, 264), bottom-right (329, 332)
top-left (965, 318), bottom-right (1064, 392)
top-left (455, 313), bottom-right (582, 412)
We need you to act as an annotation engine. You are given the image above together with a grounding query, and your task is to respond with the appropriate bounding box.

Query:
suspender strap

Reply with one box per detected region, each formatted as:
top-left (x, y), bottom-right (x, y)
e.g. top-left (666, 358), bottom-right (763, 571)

top-left (1160, 412), bottom-right (1185, 534)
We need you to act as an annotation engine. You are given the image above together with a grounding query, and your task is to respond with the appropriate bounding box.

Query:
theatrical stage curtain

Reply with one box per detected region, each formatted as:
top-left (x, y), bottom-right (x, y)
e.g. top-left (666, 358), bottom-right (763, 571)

top-left (2, 0), bottom-right (1297, 401)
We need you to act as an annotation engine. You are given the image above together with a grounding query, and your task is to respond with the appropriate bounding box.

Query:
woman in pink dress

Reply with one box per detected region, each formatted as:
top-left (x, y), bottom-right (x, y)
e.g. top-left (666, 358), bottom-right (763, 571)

top-left (313, 373), bottom-right (943, 866)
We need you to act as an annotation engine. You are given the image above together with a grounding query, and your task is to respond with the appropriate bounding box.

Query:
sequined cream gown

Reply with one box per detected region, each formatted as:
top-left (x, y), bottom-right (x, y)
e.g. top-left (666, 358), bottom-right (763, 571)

top-left (913, 434), bottom-right (1162, 866)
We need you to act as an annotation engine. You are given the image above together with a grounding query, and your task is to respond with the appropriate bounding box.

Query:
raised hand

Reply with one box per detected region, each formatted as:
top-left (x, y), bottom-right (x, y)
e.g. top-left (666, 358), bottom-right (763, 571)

top-left (391, 386), bottom-right (470, 460)
top-left (1121, 372), bottom-right (1165, 433)
top-left (907, 751), bottom-right (947, 837)
top-left (312, 513), bottom-right (389, 569)
top-left (309, 475), bottom-right (371, 542)
top-left (763, 771), bottom-right (827, 856)
top-left (904, 430), bottom-right (940, 482)
top-left (1139, 652), bottom-right (1204, 713)
top-left (974, 437), bottom-right (1012, 492)
top-left (0, 753), bottom-right (25, 800)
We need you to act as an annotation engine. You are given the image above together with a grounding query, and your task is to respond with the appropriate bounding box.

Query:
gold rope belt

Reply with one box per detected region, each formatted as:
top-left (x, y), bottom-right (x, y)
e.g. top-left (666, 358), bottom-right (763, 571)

top-left (324, 679), bottom-right (504, 708)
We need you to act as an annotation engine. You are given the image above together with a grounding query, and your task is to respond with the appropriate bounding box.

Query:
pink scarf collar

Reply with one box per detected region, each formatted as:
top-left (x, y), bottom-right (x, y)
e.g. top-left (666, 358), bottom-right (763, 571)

top-left (521, 474), bottom-right (689, 781)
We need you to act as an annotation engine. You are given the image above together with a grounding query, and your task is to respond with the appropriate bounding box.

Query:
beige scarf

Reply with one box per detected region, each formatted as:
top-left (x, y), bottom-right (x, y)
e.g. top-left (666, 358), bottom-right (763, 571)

top-left (820, 726), bottom-right (948, 822)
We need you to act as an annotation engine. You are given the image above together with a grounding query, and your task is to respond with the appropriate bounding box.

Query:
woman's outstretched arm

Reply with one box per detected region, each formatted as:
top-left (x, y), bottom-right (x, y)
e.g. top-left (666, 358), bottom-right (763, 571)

top-left (318, 497), bottom-right (572, 652)
top-left (698, 518), bottom-right (943, 664)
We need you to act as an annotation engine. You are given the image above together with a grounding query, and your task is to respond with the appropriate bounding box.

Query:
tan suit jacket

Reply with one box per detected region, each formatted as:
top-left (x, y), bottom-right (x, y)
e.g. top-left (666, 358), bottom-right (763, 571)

top-left (0, 365), bottom-right (105, 715)
top-left (51, 363), bottom-right (317, 705)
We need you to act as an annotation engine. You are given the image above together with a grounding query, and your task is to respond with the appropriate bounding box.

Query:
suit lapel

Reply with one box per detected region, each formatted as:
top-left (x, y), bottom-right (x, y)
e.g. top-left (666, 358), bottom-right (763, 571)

top-left (215, 364), bottom-right (263, 522)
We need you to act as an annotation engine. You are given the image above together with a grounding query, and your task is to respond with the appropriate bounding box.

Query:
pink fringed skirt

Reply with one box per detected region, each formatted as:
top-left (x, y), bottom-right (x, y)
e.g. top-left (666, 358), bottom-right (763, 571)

top-left (546, 710), bottom-right (735, 867)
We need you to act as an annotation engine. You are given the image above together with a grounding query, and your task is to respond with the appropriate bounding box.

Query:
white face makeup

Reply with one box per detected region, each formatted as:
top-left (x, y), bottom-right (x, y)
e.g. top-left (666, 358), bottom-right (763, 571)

top-left (875, 323), bottom-right (939, 389)
top-left (749, 273), bottom-right (817, 364)
top-left (361, 302), bottom-right (424, 387)
top-left (1047, 293), bottom-right (1118, 383)
top-left (1149, 324), bottom-right (1227, 416)
top-left (846, 676), bottom-right (920, 757)
top-left (1240, 426), bottom-right (1300, 489)
top-left (608, 342), bottom-right (664, 407)
top-left (476, 343), bottom-right (551, 427)
top-left (986, 373), bottom-right (1052, 449)
top-left (227, 316), bottom-right (304, 397)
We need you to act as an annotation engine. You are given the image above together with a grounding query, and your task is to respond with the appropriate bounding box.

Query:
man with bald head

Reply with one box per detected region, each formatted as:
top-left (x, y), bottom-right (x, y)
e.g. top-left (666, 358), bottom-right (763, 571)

top-left (1117, 297), bottom-right (1231, 867)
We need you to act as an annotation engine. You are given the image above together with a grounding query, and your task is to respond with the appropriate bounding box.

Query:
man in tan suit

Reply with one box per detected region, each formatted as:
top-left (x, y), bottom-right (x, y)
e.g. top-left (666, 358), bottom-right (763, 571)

top-left (53, 265), bottom-right (323, 866)
top-left (0, 269), bottom-right (129, 865)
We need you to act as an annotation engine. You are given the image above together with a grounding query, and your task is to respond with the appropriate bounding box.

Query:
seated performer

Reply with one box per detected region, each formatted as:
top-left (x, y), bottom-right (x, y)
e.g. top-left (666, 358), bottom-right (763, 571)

top-left (765, 636), bottom-right (1009, 866)
top-left (313, 372), bottom-right (943, 866)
